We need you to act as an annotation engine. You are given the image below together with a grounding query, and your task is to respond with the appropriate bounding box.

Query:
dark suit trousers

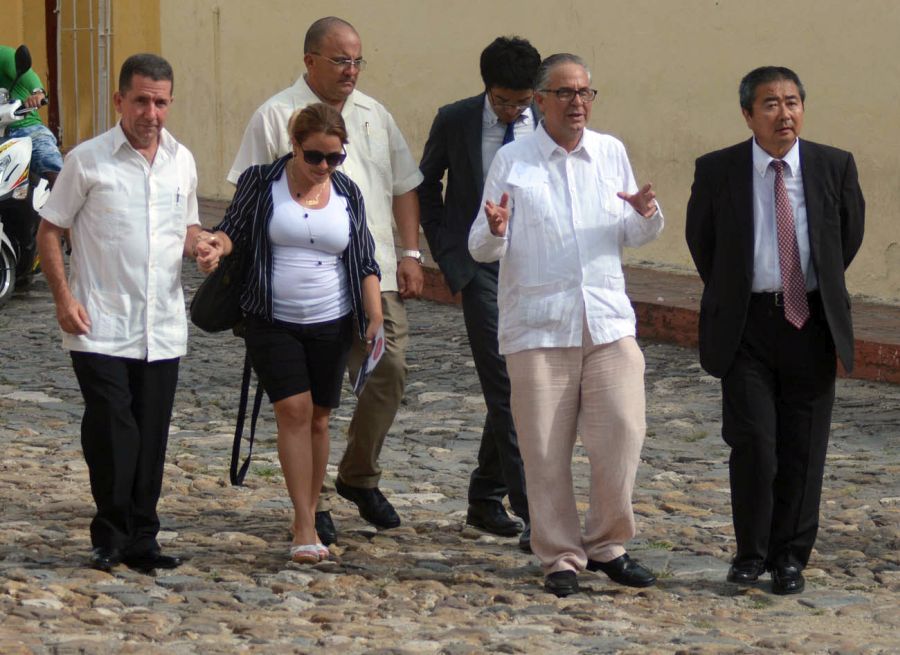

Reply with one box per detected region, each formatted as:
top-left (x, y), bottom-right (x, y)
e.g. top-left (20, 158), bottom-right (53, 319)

top-left (722, 292), bottom-right (836, 569)
top-left (461, 264), bottom-right (529, 522)
top-left (71, 352), bottom-right (179, 555)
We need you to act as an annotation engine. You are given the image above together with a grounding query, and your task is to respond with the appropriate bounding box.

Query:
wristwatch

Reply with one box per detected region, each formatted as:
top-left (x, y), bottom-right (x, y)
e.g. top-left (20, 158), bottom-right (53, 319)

top-left (401, 249), bottom-right (424, 264)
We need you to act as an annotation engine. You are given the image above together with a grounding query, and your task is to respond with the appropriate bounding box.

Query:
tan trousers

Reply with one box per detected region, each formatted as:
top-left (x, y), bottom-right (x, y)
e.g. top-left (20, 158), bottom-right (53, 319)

top-left (506, 332), bottom-right (646, 574)
top-left (340, 291), bottom-right (409, 487)
top-left (317, 293), bottom-right (408, 510)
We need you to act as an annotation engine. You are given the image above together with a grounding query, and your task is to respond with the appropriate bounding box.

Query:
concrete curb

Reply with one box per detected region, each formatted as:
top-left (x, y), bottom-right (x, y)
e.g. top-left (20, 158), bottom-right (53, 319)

top-left (420, 266), bottom-right (900, 385)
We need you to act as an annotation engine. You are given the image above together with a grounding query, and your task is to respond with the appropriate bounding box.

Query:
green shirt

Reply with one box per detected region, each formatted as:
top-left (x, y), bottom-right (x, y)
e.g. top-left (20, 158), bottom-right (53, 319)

top-left (0, 45), bottom-right (45, 130)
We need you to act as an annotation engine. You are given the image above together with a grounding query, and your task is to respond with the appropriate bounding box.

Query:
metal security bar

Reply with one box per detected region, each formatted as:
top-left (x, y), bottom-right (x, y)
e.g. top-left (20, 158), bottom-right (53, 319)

top-left (55, 0), bottom-right (112, 147)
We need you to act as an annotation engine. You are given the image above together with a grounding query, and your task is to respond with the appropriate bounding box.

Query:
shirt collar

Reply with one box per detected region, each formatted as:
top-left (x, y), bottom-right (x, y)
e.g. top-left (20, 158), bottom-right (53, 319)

top-left (752, 137), bottom-right (801, 177)
top-left (534, 121), bottom-right (592, 161)
top-left (299, 75), bottom-right (366, 113)
top-left (482, 94), bottom-right (533, 128)
top-left (111, 122), bottom-right (178, 159)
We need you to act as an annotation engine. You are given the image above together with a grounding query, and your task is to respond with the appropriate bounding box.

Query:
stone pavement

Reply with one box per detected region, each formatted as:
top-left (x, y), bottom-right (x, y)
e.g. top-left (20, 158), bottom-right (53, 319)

top-left (1, 266), bottom-right (898, 654)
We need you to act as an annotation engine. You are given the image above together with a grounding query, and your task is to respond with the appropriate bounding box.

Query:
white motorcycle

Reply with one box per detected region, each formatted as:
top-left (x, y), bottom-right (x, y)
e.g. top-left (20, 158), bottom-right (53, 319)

top-left (0, 45), bottom-right (51, 308)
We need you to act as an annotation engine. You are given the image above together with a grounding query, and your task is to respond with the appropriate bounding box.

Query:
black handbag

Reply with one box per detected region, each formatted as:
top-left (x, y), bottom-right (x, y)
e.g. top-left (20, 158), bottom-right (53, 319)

top-left (190, 245), bottom-right (262, 484)
top-left (189, 245), bottom-right (249, 333)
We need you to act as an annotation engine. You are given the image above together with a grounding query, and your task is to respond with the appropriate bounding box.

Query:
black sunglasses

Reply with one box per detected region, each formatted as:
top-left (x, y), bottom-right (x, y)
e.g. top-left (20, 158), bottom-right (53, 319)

top-left (299, 146), bottom-right (347, 167)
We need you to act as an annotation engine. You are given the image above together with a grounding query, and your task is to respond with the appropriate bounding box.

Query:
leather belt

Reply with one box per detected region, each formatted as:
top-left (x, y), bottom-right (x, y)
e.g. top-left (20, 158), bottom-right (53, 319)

top-left (752, 291), bottom-right (785, 307)
top-left (751, 289), bottom-right (821, 308)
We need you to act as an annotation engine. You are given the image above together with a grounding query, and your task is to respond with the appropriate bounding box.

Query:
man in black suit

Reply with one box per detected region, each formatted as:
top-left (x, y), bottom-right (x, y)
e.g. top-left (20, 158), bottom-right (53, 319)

top-left (686, 66), bottom-right (864, 594)
top-left (419, 37), bottom-right (541, 549)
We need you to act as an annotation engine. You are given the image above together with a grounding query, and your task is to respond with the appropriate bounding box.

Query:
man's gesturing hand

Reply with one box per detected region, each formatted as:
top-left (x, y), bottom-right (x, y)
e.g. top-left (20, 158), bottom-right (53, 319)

top-left (617, 183), bottom-right (658, 218)
top-left (485, 192), bottom-right (511, 237)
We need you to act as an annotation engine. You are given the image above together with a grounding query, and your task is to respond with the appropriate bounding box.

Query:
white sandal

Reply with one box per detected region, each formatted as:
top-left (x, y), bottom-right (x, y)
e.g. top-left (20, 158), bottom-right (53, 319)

top-left (290, 544), bottom-right (322, 564)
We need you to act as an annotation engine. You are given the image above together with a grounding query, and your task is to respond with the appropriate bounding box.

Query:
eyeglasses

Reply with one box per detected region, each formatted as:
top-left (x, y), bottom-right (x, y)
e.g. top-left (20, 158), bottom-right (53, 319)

top-left (310, 53), bottom-right (367, 71)
top-left (539, 87), bottom-right (598, 103)
top-left (299, 146), bottom-right (347, 168)
top-left (489, 90), bottom-right (533, 110)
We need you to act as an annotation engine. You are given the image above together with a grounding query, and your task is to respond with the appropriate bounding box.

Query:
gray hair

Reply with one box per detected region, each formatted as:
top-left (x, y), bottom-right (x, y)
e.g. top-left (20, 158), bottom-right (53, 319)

top-left (534, 53), bottom-right (591, 91)
top-left (304, 16), bottom-right (358, 53)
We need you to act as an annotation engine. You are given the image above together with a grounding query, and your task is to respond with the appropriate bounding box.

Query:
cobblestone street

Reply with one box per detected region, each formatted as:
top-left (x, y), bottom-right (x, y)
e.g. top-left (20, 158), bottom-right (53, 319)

top-left (1, 269), bottom-right (898, 654)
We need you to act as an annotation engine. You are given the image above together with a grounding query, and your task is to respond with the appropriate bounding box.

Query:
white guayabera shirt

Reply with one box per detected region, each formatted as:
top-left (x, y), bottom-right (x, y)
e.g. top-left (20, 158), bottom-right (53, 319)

top-left (468, 123), bottom-right (663, 356)
top-left (40, 124), bottom-right (200, 361)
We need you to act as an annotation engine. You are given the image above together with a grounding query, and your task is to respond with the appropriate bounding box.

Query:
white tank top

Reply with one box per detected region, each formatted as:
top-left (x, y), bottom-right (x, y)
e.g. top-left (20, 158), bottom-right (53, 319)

top-left (269, 174), bottom-right (351, 324)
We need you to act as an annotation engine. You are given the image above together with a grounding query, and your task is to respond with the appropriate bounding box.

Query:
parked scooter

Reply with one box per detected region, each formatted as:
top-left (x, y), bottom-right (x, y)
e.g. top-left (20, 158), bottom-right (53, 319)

top-left (0, 45), bottom-right (51, 307)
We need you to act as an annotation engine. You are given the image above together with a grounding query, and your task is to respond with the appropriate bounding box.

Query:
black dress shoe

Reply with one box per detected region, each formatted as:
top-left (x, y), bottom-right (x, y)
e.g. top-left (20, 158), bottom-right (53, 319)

top-left (771, 564), bottom-right (805, 595)
top-left (587, 553), bottom-right (656, 588)
top-left (466, 501), bottom-right (522, 537)
top-left (89, 547), bottom-right (122, 572)
top-left (544, 570), bottom-right (579, 597)
top-left (518, 523), bottom-right (531, 552)
top-left (315, 510), bottom-right (337, 546)
top-left (335, 478), bottom-right (401, 529)
top-left (727, 560), bottom-right (766, 584)
top-left (123, 550), bottom-right (183, 572)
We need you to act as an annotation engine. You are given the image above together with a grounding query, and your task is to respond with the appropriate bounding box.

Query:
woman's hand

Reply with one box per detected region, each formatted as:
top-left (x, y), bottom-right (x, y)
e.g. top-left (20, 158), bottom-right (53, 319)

top-left (193, 231), bottom-right (228, 274)
top-left (360, 273), bottom-right (383, 354)
top-left (364, 314), bottom-right (384, 355)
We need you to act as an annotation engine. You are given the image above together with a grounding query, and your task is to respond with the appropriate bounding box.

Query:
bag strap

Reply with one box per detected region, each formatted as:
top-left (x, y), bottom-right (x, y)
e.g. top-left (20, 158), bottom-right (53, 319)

top-left (229, 350), bottom-right (264, 486)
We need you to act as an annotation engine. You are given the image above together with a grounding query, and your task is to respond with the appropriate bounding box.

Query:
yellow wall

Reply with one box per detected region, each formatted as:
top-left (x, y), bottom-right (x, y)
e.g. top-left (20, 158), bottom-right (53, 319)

top-left (0, 2), bottom-right (25, 49)
top-left (56, 1), bottom-right (161, 147)
top-left (153, 2), bottom-right (900, 302)
top-left (112, 1), bottom-right (161, 83)
top-left (3, 1), bottom-right (161, 148)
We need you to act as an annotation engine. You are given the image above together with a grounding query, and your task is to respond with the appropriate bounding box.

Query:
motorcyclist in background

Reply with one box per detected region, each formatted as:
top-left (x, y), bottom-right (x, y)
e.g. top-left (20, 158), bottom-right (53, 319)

top-left (0, 44), bottom-right (62, 187)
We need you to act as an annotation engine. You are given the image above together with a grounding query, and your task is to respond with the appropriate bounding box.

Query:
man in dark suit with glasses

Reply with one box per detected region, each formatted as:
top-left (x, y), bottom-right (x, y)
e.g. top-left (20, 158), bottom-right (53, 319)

top-left (419, 36), bottom-right (541, 551)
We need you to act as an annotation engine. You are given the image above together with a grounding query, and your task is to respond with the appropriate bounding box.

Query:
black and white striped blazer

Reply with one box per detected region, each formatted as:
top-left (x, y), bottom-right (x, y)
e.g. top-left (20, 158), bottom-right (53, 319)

top-left (215, 154), bottom-right (380, 339)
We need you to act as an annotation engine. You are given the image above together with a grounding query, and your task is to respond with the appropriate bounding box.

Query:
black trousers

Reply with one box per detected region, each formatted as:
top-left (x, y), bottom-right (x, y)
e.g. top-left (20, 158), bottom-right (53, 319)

top-left (71, 351), bottom-right (180, 554)
top-left (461, 264), bottom-right (529, 522)
top-left (722, 292), bottom-right (836, 569)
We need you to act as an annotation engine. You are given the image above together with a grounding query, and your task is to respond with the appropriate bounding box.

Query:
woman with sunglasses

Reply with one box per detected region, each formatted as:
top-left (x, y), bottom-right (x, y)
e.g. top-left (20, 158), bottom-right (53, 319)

top-left (197, 103), bottom-right (382, 563)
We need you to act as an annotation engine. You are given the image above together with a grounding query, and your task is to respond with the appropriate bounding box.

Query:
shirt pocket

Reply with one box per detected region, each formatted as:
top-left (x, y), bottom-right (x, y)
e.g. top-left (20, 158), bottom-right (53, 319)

top-left (508, 182), bottom-right (555, 288)
top-left (599, 176), bottom-right (626, 217)
top-left (87, 186), bottom-right (130, 231)
top-left (513, 181), bottom-right (552, 227)
top-left (85, 290), bottom-right (131, 341)
top-left (362, 125), bottom-right (391, 175)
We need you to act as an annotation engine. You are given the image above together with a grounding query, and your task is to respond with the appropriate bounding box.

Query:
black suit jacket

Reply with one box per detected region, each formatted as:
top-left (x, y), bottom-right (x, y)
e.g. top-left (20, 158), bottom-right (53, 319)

top-left (418, 94), bottom-right (488, 294)
top-left (685, 138), bottom-right (865, 378)
top-left (418, 94), bottom-right (540, 294)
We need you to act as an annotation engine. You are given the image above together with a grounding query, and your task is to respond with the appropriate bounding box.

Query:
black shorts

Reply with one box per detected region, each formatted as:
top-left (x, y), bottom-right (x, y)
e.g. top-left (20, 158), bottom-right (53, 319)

top-left (243, 313), bottom-right (353, 407)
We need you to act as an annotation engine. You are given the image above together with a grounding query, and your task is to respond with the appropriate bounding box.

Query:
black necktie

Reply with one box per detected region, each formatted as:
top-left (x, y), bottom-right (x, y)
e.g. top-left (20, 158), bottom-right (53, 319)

top-left (502, 120), bottom-right (516, 145)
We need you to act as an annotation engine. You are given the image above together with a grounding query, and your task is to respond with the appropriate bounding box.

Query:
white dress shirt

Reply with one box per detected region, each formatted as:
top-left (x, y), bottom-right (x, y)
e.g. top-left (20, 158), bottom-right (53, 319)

top-left (468, 123), bottom-right (663, 356)
top-left (40, 124), bottom-right (200, 361)
top-left (481, 96), bottom-right (534, 180)
top-left (751, 138), bottom-right (817, 292)
top-left (227, 76), bottom-right (423, 293)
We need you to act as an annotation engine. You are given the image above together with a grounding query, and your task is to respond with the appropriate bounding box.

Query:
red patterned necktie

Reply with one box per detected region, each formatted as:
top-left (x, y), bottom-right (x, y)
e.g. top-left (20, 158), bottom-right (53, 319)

top-left (771, 160), bottom-right (810, 329)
